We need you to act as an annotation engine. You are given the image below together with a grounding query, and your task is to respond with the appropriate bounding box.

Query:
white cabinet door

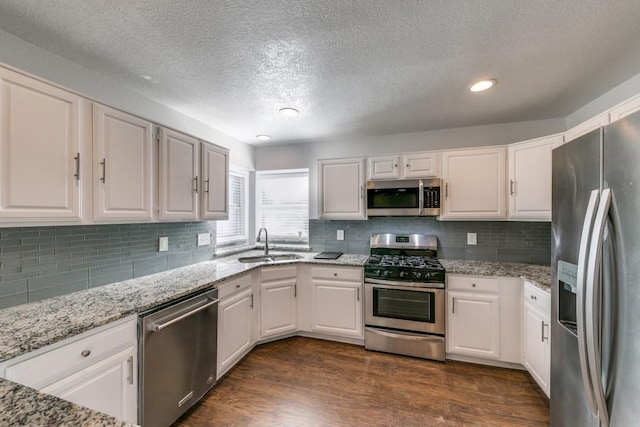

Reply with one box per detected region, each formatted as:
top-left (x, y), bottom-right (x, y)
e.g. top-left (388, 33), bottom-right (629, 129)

top-left (368, 155), bottom-right (401, 180)
top-left (260, 278), bottom-right (297, 338)
top-left (440, 147), bottom-right (506, 220)
top-left (447, 290), bottom-right (500, 359)
top-left (0, 68), bottom-right (82, 220)
top-left (312, 280), bottom-right (362, 339)
top-left (508, 135), bottom-right (561, 221)
top-left (217, 287), bottom-right (253, 378)
top-left (201, 141), bottom-right (229, 220)
top-left (522, 301), bottom-right (550, 397)
top-left (41, 345), bottom-right (137, 423)
top-left (318, 158), bottom-right (366, 220)
top-left (93, 104), bottom-right (153, 222)
top-left (403, 152), bottom-right (439, 178)
top-left (158, 128), bottom-right (199, 220)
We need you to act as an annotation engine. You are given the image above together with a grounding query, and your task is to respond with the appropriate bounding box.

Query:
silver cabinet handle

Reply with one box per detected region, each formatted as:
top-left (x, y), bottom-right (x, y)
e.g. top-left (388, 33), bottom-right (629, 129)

top-left (576, 189), bottom-right (600, 416)
top-left (294, 284), bottom-right (297, 298)
top-left (585, 188), bottom-right (611, 427)
top-left (149, 298), bottom-right (219, 332)
top-left (510, 179), bottom-right (515, 195)
top-left (193, 176), bottom-right (198, 193)
top-left (406, 163), bottom-right (409, 168)
top-left (452, 298), bottom-right (455, 314)
top-left (541, 321), bottom-right (549, 343)
top-left (360, 185), bottom-right (363, 199)
top-left (100, 158), bottom-right (106, 183)
top-left (357, 287), bottom-right (360, 302)
top-left (81, 350), bottom-right (91, 357)
top-left (250, 293), bottom-right (254, 309)
top-left (205, 179), bottom-right (210, 193)
top-left (445, 183), bottom-right (449, 199)
top-left (74, 153), bottom-right (80, 181)
top-left (127, 356), bottom-right (134, 385)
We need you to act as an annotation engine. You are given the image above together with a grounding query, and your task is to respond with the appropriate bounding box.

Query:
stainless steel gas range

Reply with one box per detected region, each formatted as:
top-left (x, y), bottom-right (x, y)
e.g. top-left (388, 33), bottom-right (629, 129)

top-left (364, 233), bottom-right (445, 361)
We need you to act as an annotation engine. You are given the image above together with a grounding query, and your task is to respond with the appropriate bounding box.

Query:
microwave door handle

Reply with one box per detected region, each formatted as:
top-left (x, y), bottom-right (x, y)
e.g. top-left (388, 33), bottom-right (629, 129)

top-left (418, 180), bottom-right (424, 215)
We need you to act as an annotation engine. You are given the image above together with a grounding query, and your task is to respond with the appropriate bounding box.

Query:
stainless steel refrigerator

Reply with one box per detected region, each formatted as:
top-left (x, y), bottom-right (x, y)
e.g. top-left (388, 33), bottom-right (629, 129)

top-left (551, 111), bottom-right (640, 426)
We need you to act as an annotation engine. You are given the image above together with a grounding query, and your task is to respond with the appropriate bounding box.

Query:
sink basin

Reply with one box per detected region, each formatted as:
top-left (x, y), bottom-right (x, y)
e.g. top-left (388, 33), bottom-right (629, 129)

top-left (237, 254), bottom-right (304, 263)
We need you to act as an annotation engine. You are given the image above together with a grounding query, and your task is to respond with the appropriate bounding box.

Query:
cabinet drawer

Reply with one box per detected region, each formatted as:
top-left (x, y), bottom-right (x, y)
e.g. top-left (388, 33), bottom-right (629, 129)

top-left (447, 275), bottom-right (499, 293)
top-left (311, 266), bottom-right (361, 282)
top-left (218, 273), bottom-right (252, 300)
top-left (261, 266), bottom-right (297, 282)
top-left (5, 317), bottom-right (136, 389)
top-left (524, 281), bottom-right (550, 314)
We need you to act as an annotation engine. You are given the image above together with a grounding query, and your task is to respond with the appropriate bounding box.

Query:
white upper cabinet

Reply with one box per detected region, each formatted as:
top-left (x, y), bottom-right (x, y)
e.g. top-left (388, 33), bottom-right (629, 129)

top-left (158, 127), bottom-right (200, 220)
top-left (93, 104), bottom-right (153, 222)
top-left (440, 146), bottom-right (506, 220)
top-left (318, 157), bottom-right (367, 220)
top-left (368, 152), bottom-right (439, 180)
top-left (564, 112), bottom-right (609, 143)
top-left (368, 155), bottom-right (401, 179)
top-left (200, 141), bottom-right (229, 220)
top-left (402, 152), bottom-right (439, 178)
top-left (507, 135), bottom-right (562, 221)
top-left (0, 68), bottom-right (83, 221)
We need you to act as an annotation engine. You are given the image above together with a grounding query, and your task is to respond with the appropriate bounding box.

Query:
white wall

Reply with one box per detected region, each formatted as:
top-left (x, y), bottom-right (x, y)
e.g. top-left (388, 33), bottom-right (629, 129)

top-left (255, 118), bottom-right (564, 217)
top-left (566, 70), bottom-right (640, 129)
top-left (0, 29), bottom-right (254, 170)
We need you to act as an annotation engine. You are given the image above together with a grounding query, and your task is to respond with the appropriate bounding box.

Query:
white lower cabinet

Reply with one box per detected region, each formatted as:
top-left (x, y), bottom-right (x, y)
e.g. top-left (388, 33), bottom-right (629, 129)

top-left (217, 273), bottom-right (256, 379)
top-left (310, 266), bottom-right (363, 339)
top-left (260, 266), bottom-right (298, 339)
top-left (0, 315), bottom-right (137, 423)
top-left (446, 275), bottom-right (523, 365)
top-left (522, 281), bottom-right (551, 397)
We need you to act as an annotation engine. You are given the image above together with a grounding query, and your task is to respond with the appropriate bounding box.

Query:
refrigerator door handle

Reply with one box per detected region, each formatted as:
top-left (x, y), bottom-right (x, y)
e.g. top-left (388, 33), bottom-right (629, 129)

top-left (585, 188), bottom-right (612, 427)
top-left (576, 189), bottom-right (600, 416)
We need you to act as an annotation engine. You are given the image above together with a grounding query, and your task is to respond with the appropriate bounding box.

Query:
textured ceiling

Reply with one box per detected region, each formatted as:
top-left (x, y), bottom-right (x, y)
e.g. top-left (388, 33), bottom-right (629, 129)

top-left (0, 0), bottom-right (639, 145)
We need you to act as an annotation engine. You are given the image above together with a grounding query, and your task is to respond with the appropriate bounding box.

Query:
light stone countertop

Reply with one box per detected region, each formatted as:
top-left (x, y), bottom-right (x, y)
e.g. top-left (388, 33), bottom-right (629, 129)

top-left (0, 251), bottom-right (368, 427)
top-left (440, 259), bottom-right (551, 292)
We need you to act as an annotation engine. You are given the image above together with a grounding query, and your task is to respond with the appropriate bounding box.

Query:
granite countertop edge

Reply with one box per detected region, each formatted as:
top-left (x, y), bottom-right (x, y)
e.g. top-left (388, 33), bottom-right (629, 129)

top-left (440, 259), bottom-right (551, 292)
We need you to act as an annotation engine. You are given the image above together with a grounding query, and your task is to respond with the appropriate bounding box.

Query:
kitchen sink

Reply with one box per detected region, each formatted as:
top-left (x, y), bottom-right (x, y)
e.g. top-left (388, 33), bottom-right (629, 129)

top-left (237, 254), bottom-right (304, 263)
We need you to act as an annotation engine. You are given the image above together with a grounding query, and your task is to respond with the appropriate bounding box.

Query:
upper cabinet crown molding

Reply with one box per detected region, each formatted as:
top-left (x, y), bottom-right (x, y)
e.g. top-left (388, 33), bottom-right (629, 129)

top-left (318, 157), bottom-right (367, 220)
top-left (439, 146), bottom-right (507, 220)
top-left (93, 103), bottom-right (154, 222)
top-left (0, 68), bottom-right (84, 222)
top-left (564, 112), bottom-right (609, 144)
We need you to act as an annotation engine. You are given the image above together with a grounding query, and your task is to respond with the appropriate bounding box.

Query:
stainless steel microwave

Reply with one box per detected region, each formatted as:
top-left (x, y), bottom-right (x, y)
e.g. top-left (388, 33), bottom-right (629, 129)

top-left (366, 178), bottom-right (441, 216)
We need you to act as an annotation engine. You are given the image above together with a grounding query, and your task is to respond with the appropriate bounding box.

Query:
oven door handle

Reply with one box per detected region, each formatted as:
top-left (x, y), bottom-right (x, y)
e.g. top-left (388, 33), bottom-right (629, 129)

top-left (365, 278), bottom-right (444, 289)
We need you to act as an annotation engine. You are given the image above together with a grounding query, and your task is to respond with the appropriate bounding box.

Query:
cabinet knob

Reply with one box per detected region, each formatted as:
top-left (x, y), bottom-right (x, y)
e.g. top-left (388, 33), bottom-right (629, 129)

top-left (531, 295), bottom-right (537, 300)
top-left (81, 350), bottom-right (91, 358)
top-left (235, 284), bottom-right (240, 288)
top-left (472, 283), bottom-right (476, 287)
top-left (334, 273), bottom-right (338, 277)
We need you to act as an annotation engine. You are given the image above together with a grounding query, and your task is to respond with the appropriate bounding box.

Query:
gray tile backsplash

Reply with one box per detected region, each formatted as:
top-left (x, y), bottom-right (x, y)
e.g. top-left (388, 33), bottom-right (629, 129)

top-left (310, 217), bottom-right (551, 264)
top-left (0, 222), bottom-right (215, 309)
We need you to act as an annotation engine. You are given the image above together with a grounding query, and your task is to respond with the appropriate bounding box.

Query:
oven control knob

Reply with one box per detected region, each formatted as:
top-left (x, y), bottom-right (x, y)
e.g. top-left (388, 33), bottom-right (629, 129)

top-left (399, 271), bottom-right (407, 278)
top-left (413, 271), bottom-right (422, 278)
top-left (374, 269), bottom-right (382, 276)
top-left (383, 270), bottom-right (392, 277)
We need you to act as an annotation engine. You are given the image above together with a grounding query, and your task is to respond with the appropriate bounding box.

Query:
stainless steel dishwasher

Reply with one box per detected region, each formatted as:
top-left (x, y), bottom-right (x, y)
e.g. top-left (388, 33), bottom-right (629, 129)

top-left (139, 288), bottom-right (218, 427)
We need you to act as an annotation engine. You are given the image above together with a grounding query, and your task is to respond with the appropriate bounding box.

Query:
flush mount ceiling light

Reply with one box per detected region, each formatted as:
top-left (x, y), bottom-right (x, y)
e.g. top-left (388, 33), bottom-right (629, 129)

top-left (279, 107), bottom-right (300, 117)
top-left (141, 75), bottom-right (152, 80)
top-left (256, 134), bottom-right (272, 141)
top-left (469, 79), bottom-right (497, 92)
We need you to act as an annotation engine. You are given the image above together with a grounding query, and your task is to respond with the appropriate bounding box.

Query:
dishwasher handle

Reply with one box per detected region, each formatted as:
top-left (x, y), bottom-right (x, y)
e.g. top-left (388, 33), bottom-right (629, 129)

top-left (148, 298), bottom-right (219, 332)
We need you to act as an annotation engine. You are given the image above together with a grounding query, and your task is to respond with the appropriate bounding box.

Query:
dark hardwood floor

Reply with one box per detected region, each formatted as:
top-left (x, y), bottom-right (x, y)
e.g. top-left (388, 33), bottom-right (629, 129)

top-left (174, 337), bottom-right (549, 426)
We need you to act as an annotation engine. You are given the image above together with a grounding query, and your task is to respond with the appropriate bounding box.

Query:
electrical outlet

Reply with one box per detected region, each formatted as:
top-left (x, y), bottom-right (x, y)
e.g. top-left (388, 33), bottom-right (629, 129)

top-left (467, 233), bottom-right (477, 245)
top-left (197, 233), bottom-right (211, 246)
top-left (159, 236), bottom-right (169, 252)
top-left (337, 230), bottom-right (345, 241)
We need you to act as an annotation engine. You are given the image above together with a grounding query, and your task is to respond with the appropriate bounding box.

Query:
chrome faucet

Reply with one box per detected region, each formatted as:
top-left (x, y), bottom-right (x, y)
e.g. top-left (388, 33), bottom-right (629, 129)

top-left (256, 227), bottom-right (270, 255)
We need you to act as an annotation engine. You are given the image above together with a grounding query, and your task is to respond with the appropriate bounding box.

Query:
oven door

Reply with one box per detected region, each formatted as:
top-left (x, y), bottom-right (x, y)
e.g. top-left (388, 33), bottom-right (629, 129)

top-left (364, 281), bottom-right (445, 335)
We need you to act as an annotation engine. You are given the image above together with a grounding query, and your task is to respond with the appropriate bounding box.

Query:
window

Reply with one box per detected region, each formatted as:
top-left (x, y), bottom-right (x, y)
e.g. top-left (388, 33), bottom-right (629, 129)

top-left (256, 169), bottom-right (309, 244)
top-left (216, 169), bottom-right (248, 246)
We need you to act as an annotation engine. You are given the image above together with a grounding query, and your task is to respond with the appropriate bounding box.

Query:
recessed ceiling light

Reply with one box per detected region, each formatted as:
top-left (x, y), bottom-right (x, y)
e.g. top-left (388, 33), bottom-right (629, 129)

top-left (469, 79), bottom-right (496, 92)
top-left (279, 107), bottom-right (300, 117)
top-left (256, 134), bottom-right (272, 141)
top-left (142, 75), bottom-right (152, 80)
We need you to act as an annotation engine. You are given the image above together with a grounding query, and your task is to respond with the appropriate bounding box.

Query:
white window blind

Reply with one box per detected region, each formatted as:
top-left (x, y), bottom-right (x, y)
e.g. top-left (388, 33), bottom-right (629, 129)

top-left (256, 169), bottom-right (309, 243)
top-left (216, 170), bottom-right (248, 246)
